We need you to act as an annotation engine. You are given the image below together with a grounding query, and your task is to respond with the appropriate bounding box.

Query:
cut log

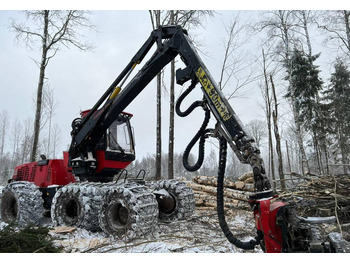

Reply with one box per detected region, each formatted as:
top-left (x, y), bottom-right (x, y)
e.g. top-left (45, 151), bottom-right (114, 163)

top-left (234, 181), bottom-right (245, 190)
top-left (238, 172), bottom-right (253, 182)
top-left (50, 226), bottom-right (76, 234)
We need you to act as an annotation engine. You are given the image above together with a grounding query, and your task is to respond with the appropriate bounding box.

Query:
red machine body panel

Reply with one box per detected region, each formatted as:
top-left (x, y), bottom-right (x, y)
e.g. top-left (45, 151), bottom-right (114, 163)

top-left (13, 159), bottom-right (76, 188)
top-left (253, 198), bottom-right (287, 253)
top-left (95, 150), bottom-right (132, 173)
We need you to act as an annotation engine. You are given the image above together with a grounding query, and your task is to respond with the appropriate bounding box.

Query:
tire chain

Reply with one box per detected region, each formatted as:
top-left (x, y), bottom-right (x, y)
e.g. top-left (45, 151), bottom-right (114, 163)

top-left (51, 180), bottom-right (194, 237)
top-left (51, 183), bottom-right (82, 227)
top-left (2, 181), bottom-right (44, 226)
top-left (147, 180), bottom-right (195, 223)
top-left (52, 181), bottom-right (158, 239)
top-left (98, 181), bottom-right (159, 240)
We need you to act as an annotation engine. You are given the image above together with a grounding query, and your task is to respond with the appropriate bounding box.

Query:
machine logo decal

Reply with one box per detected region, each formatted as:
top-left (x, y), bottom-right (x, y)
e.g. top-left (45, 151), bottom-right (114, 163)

top-left (196, 67), bottom-right (232, 121)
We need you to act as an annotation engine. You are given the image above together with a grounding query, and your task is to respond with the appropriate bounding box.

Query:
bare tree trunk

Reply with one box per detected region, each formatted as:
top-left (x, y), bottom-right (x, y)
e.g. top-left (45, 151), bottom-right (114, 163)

top-left (293, 105), bottom-right (309, 175)
top-left (285, 140), bottom-right (294, 185)
top-left (312, 131), bottom-right (323, 175)
top-left (339, 124), bottom-right (348, 174)
top-left (155, 71), bottom-right (162, 181)
top-left (343, 10), bottom-right (350, 52)
top-left (262, 49), bottom-right (276, 190)
top-left (12, 10), bottom-right (94, 162)
top-left (43, 86), bottom-right (57, 158)
top-left (149, 10), bottom-right (162, 181)
top-left (298, 11), bottom-right (324, 176)
top-left (273, 11), bottom-right (310, 176)
top-left (168, 11), bottom-right (175, 180)
top-left (154, 11), bottom-right (162, 180)
top-left (270, 75), bottom-right (285, 189)
top-left (285, 140), bottom-right (292, 172)
top-left (299, 10), bottom-right (313, 57)
top-left (31, 11), bottom-right (49, 162)
top-left (0, 111), bottom-right (9, 160)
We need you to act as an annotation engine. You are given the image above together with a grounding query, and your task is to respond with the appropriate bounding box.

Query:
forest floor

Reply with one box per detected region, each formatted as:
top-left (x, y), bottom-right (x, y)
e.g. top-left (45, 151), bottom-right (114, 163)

top-left (1, 173), bottom-right (350, 253)
top-left (47, 209), bottom-right (262, 253)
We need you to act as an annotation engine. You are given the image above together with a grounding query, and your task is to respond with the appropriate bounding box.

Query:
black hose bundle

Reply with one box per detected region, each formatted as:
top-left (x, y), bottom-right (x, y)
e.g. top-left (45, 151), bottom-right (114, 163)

top-left (216, 136), bottom-right (261, 250)
top-left (175, 79), bottom-right (211, 172)
top-left (176, 79), bottom-right (261, 250)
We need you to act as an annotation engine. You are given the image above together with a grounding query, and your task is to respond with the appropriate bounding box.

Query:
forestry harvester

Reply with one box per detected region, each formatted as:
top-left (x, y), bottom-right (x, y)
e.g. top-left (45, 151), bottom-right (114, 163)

top-left (1, 26), bottom-right (349, 252)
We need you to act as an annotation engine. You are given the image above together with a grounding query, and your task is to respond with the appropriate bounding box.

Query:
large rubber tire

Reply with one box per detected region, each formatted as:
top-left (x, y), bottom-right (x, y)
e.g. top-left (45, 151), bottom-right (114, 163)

top-left (152, 180), bottom-right (195, 223)
top-left (78, 182), bottom-right (104, 232)
top-left (51, 183), bottom-right (84, 227)
top-left (0, 181), bottom-right (44, 226)
top-left (99, 182), bottom-right (159, 241)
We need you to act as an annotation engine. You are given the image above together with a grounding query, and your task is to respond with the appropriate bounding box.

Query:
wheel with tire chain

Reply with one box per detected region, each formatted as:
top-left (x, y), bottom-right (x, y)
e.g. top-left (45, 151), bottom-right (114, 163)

top-left (98, 182), bottom-right (159, 241)
top-left (51, 183), bottom-right (84, 227)
top-left (151, 180), bottom-right (195, 223)
top-left (1, 181), bottom-right (44, 226)
top-left (78, 182), bottom-right (106, 232)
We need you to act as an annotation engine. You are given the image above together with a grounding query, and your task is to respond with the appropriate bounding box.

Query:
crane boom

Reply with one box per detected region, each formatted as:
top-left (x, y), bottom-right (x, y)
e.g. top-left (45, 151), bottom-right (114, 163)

top-left (68, 25), bottom-right (271, 193)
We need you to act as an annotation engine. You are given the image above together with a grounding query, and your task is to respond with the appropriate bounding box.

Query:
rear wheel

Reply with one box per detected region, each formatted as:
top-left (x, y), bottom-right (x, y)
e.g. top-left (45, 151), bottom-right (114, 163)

top-left (152, 180), bottom-right (195, 223)
top-left (51, 184), bottom-right (84, 227)
top-left (0, 181), bottom-right (44, 226)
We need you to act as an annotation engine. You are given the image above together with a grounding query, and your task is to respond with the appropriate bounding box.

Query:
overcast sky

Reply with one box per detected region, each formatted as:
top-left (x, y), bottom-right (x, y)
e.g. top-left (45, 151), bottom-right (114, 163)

top-left (0, 10), bottom-right (268, 159)
top-left (0, 7), bottom-right (344, 161)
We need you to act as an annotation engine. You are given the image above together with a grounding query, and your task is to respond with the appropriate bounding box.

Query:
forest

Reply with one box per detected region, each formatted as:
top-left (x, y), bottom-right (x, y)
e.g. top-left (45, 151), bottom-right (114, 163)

top-left (0, 10), bottom-right (349, 192)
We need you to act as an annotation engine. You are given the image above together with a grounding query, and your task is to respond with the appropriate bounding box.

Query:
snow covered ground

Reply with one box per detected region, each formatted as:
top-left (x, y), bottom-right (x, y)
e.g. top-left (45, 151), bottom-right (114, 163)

top-left (0, 183), bottom-right (261, 254)
top-left (48, 209), bottom-right (262, 253)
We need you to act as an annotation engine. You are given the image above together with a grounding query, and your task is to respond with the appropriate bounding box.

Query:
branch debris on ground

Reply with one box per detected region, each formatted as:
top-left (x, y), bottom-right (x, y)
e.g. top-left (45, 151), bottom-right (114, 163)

top-left (1, 173), bottom-right (350, 253)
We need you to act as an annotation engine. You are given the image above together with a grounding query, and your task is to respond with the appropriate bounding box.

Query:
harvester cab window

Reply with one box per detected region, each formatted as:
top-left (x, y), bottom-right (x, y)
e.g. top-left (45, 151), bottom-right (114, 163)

top-left (107, 120), bottom-right (133, 153)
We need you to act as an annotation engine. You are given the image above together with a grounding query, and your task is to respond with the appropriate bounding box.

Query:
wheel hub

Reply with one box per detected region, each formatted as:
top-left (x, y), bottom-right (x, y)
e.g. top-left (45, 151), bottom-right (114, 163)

top-left (107, 201), bottom-right (130, 231)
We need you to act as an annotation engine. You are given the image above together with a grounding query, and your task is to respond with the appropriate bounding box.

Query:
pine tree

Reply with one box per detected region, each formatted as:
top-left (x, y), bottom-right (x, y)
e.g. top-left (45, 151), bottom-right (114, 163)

top-left (323, 59), bottom-right (350, 173)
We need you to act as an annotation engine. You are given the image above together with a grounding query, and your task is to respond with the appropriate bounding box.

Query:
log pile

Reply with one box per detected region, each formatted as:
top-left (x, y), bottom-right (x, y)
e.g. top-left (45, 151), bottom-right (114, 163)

top-left (187, 172), bottom-right (255, 213)
top-left (187, 173), bottom-right (350, 223)
top-left (279, 174), bottom-right (350, 223)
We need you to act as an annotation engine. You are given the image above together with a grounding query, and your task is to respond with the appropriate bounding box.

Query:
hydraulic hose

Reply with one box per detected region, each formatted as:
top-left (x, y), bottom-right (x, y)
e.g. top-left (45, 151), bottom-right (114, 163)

top-left (216, 136), bottom-right (261, 250)
top-left (176, 79), bottom-right (211, 172)
top-left (175, 79), bottom-right (201, 118)
top-left (176, 79), bottom-right (261, 250)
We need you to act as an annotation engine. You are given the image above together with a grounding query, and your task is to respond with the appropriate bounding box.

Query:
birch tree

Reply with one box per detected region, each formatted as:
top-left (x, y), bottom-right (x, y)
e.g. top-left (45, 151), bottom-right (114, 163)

top-left (166, 10), bottom-right (214, 179)
top-left (149, 10), bottom-right (163, 181)
top-left (0, 110), bottom-right (9, 160)
top-left (316, 10), bottom-right (350, 58)
top-left (259, 10), bottom-right (310, 175)
top-left (246, 119), bottom-right (266, 148)
top-left (42, 85), bottom-right (58, 158)
top-left (11, 119), bottom-right (23, 167)
top-left (20, 118), bottom-right (33, 163)
top-left (10, 10), bottom-right (94, 162)
top-left (261, 48), bottom-right (276, 190)
top-left (270, 75), bottom-right (285, 189)
top-left (149, 10), bottom-right (214, 179)
top-left (218, 15), bottom-right (260, 99)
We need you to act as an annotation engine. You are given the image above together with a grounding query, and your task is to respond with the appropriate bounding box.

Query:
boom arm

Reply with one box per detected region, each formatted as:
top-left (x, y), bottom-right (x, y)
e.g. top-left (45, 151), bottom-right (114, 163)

top-left (68, 25), bottom-right (271, 193)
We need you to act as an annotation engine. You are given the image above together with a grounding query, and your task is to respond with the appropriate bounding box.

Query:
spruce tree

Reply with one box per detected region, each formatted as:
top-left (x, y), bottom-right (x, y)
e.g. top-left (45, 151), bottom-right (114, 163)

top-left (323, 59), bottom-right (350, 173)
top-left (285, 48), bottom-right (324, 174)
top-left (286, 49), bottom-right (323, 127)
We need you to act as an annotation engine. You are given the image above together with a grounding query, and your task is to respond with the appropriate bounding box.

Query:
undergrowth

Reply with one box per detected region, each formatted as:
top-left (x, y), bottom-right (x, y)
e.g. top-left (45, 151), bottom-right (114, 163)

top-left (0, 223), bottom-right (61, 253)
